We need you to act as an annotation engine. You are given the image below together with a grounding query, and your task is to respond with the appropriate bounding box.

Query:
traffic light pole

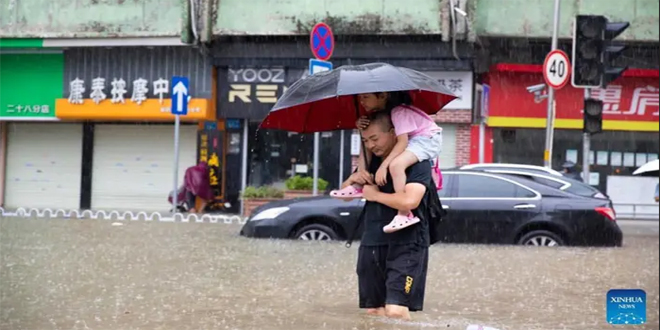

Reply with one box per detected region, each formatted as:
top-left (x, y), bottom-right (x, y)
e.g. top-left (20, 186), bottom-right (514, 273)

top-left (543, 0), bottom-right (561, 169)
top-left (582, 88), bottom-right (591, 184)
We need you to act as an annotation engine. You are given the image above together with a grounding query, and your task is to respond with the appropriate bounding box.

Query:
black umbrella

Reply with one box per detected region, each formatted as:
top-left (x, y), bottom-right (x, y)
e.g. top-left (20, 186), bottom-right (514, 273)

top-left (259, 62), bottom-right (459, 133)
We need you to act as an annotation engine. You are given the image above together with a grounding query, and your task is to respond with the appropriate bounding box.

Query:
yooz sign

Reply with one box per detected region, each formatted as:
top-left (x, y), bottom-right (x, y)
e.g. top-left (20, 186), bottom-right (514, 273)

top-left (228, 68), bottom-right (285, 84)
top-left (227, 67), bottom-right (287, 104)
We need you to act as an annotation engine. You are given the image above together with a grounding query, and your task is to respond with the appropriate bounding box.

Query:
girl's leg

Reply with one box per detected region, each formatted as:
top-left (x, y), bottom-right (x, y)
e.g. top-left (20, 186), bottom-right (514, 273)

top-left (388, 150), bottom-right (420, 215)
top-left (330, 135), bottom-right (372, 199)
top-left (383, 150), bottom-right (422, 233)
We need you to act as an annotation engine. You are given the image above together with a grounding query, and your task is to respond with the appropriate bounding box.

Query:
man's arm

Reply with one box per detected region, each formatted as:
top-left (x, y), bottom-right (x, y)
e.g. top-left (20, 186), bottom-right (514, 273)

top-left (368, 182), bottom-right (426, 211)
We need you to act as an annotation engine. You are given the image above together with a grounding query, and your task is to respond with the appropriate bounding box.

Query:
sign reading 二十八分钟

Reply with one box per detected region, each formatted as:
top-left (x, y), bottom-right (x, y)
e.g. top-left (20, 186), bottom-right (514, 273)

top-left (0, 53), bottom-right (64, 120)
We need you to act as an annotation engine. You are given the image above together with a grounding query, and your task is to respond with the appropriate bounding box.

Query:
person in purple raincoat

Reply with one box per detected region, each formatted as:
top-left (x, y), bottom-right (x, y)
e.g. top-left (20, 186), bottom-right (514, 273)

top-left (183, 162), bottom-right (214, 213)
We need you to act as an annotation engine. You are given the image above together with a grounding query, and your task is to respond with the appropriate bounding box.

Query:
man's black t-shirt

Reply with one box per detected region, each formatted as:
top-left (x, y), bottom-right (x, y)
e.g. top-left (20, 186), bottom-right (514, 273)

top-left (360, 156), bottom-right (432, 247)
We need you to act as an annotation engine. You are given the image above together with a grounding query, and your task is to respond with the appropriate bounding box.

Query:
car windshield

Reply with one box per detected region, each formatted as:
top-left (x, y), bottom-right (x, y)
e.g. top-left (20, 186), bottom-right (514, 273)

top-left (564, 181), bottom-right (600, 197)
top-left (530, 176), bottom-right (566, 190)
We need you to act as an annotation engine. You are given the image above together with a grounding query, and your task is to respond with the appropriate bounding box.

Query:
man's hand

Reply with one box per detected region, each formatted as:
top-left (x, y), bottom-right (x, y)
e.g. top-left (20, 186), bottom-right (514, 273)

top-left (362, 184), bottom-right (380, 201)
top-left (348, 170), bottom-right (374, 186)
top-left (375, 164), bottom-right (388, 186)
top-left (356, 116), bottom-right (370, 130)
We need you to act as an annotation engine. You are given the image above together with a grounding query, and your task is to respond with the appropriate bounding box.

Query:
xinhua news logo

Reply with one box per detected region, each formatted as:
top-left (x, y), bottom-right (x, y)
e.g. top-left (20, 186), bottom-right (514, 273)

top-left (607, 289), bottom-right (646, 325)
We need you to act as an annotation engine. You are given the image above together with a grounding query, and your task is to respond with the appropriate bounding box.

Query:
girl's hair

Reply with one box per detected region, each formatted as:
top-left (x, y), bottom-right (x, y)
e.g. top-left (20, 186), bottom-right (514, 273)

top-left (376, 91), bottom-right (412, 113)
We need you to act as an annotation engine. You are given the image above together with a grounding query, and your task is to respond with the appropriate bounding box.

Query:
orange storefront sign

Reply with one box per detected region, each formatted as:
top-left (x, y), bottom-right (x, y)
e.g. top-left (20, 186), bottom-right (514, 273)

top-left (55, 98), bottom-right (215, 121)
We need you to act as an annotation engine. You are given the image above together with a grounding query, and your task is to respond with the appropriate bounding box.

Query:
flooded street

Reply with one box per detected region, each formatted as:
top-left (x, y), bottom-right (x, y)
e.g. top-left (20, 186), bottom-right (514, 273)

top-left (1, 217), bottom-right (658, 330)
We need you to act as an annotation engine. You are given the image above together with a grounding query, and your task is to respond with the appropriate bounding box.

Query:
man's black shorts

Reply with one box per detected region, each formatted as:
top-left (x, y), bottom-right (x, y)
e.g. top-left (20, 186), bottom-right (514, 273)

top-left (356, 243), bottom-right (429, 312)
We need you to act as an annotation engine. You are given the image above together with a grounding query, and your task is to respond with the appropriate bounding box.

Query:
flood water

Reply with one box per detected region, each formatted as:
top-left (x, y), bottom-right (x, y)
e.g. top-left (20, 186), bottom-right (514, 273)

top-left (1, 218), bottom-right (658, 330)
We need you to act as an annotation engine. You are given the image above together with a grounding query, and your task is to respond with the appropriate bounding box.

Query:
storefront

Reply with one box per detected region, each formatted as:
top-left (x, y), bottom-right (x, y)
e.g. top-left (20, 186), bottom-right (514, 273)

top-left (425, 71), bottom-right (475, 169)
top-left (478, 63), bottom-right (659, 194)
top-left (218, 65), bottom-right (351, 212)
top-left (0, 51), bottom-right (73, 209)
top-left (212, 36), bottom-right (475, 213)
top-left (53, 47), bottom-right (216, 212)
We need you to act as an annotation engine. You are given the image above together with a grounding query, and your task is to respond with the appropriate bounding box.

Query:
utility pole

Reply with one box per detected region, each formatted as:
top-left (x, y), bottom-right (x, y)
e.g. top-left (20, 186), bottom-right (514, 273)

top-left (543, 0), bottom-right (561, 168)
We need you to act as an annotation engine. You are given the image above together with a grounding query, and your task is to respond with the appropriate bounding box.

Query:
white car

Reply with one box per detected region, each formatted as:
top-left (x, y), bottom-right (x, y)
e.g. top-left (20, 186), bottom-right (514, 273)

top-left (460, 163), bottom-right (565, 177)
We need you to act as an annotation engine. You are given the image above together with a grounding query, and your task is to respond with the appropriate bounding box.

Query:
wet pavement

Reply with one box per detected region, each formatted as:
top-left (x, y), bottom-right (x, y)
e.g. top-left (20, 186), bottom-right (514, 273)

top-left (1, 217), bottom-right (658, 330)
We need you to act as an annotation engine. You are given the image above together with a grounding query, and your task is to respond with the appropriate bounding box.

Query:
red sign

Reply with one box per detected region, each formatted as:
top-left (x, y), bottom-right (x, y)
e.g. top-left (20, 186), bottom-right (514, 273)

top-left (309, 23), bottom-right (334, 61)
top-left (486, 71), bottom-right (659, 123)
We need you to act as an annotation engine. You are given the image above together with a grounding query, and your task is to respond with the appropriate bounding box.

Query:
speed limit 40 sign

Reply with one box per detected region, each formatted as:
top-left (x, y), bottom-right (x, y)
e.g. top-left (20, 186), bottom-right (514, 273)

top-left (543, 50), bottom-right (571, 89)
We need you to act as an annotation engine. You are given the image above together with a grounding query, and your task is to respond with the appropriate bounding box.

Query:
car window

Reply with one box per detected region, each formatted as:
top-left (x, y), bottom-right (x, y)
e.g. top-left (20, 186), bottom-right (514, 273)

top-left (493, 173), bottom-right (566, 191)
top-left (436, 173), bottom-right (454, 198)
top-left (457, 174), bottom-right (536, 198)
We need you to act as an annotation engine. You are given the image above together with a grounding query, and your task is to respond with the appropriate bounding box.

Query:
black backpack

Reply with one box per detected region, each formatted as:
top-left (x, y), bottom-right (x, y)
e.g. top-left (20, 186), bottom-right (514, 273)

top-left (424, 180), bottom-right (448, 245)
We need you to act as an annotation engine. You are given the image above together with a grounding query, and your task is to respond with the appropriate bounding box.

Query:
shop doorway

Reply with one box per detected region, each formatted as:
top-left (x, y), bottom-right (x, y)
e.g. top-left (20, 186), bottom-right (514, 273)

top-left (246, 122), bottom-right (350, 192)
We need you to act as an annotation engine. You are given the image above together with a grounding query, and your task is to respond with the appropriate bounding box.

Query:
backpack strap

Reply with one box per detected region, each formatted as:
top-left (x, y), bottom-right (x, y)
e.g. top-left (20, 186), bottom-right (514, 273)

top-left (430, 156), bottom-right (443, 190)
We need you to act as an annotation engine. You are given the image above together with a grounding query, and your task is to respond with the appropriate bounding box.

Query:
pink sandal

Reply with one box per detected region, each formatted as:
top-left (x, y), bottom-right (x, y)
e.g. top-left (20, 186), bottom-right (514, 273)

top-left (383, 212), bottom-right (420, 233)
top-left (330, 185), bottom-right (363, 198)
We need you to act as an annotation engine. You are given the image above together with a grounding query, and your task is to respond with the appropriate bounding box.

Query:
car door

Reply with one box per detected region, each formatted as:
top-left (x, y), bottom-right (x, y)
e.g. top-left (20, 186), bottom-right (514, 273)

top-left (443, 172), bottom-right (542, 244)
top-left (431, 173), bottom-right (465, 243)
top-left (336, 198), bottom-right (366, 239)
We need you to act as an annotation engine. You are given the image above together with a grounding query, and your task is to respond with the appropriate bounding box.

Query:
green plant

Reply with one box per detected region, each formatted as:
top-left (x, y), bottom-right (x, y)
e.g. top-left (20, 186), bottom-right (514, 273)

top-left (285, 175), bottom-right (329, 191)
top-left (241, 186), bottom-right (284, 199)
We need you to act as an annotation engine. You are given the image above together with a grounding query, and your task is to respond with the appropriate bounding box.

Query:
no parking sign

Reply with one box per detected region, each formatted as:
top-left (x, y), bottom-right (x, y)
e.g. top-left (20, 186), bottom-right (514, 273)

top-left (309, 22), bottom-right (334, 61)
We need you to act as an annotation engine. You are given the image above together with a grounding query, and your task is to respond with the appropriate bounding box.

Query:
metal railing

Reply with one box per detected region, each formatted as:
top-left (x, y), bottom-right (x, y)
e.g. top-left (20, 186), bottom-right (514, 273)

top-left (613, 203), bottom-right (660, 221)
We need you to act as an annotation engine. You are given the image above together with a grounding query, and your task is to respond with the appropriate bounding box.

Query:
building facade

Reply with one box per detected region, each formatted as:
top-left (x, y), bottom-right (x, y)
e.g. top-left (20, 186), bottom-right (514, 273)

top-left (470, 36), bottom-right (659, 217)
top-left (1, 46), bottom-right (216, 211)
top-left (1, 0), bottom-right (658, 216)
top-left (0, 50), bottom-right (65, 207)
top-left (211, 36), bottom-right (475, 213)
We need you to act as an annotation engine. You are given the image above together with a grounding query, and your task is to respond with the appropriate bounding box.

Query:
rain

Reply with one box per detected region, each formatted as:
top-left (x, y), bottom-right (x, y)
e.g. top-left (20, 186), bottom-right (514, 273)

top-left (1, 0), bottom-right (659, 329)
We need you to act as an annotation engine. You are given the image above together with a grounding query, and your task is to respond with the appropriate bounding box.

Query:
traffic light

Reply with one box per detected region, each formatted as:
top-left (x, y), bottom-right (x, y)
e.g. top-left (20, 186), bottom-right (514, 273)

top-left (602, 21), bottom-right (630, 87)
top-left (583, 98), bottom-right (603, 134)
top-left (571, 15), bottom-right (630, 89)
top-left (572, 15), bottom-right (606, 88)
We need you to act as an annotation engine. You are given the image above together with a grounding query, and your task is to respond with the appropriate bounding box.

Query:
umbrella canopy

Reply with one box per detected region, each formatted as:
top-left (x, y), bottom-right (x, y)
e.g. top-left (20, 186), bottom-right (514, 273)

top-left (259, 63), bottom-right (459, 133)
top-left (633, 159), bottom-right (659, 177)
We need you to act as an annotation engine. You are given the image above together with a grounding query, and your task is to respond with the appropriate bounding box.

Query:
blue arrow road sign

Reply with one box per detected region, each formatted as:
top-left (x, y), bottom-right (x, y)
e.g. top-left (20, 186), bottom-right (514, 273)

top-left (309, 59), bottom-right (333, 75)
top-left (171, 76), bottom-right (189, 116)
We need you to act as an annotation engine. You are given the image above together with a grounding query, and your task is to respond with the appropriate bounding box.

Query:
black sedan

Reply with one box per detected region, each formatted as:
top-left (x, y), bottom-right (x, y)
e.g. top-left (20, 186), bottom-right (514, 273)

top-left (239, 170), bottom-right (623, 247)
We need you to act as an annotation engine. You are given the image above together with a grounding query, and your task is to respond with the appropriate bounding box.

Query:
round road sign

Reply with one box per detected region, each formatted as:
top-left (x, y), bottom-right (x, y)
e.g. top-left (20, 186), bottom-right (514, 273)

top-left (310, 22), bottom-right (334, 61)
top-left (543, 50), bottom-right (571, 89)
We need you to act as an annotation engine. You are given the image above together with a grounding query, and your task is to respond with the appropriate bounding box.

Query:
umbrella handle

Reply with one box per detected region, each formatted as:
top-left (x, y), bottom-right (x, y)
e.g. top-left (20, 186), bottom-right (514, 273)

top-left (346, 96), bottom-right (369, 249)
top-left (353, 95), bottom-right (370, 171)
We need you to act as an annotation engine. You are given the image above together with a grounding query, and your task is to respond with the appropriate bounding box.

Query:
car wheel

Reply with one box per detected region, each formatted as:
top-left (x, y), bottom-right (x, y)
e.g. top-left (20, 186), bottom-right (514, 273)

top-left (518, 230), bottom-right (565, 247)
top-left (294, 224), bottom-right (338, 241)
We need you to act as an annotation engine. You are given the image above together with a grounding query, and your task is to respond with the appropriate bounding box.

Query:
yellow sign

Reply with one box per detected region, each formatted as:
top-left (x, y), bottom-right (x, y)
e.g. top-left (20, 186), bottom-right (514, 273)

top-left (55, 98), bottom-right (214, 121)
top-left (487, 116), bottom-right (659, 132)
top-left (228, 84), bottom-right (288, 103)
